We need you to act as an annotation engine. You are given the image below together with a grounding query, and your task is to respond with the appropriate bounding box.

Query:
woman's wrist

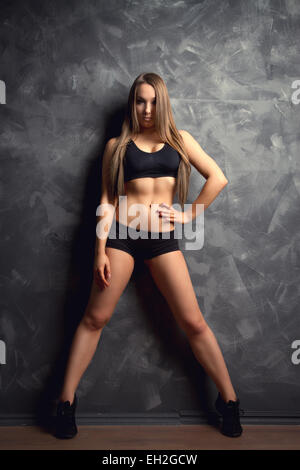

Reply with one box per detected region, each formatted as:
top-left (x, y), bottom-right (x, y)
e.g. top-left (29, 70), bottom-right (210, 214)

top-left (95, 247), bottom-right (106, 257)
top-left (95, 239), bottom-right (105, 256)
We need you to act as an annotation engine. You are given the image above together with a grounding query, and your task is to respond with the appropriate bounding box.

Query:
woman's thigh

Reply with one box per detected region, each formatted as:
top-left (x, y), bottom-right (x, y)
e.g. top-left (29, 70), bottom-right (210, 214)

top-left (83, 247), bottom-right (135, 326)
top-left (144, 251), bottom-right (206, 333)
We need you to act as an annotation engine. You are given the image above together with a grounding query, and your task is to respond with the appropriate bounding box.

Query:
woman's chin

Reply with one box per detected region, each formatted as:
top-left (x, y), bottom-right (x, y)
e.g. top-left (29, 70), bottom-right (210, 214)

top-left (140, 120), bottom-right (155, 129)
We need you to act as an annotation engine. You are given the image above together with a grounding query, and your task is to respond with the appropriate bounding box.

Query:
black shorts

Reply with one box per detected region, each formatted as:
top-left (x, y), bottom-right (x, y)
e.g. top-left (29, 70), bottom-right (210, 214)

top-left (105, 220), bottom-right (181, 260)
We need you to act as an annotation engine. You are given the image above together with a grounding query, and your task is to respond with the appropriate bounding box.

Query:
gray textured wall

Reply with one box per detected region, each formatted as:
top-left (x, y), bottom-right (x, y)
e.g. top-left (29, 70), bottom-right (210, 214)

top-left (0, 0), bottom-right (300, 426)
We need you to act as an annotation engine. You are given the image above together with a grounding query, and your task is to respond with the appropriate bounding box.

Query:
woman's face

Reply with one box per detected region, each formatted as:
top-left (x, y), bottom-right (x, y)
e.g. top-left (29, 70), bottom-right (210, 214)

top-left (135, 83), bottom-right (156, 129)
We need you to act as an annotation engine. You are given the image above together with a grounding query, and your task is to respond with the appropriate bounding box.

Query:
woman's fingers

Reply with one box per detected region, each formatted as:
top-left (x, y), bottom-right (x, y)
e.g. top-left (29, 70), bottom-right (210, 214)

top-left (100, 270), bottom-right (109, 287)
top-left (157, 209), bottom-right (175, 219)
top-left (94, 272), bottom-right (103, 289)
top-left (93, 257), bottom-right (111, 289)
top-left (100, 266), bottom-right (111, 288)
top-left (105, 265), bottom-right (111, 281)
top-left (157, 208), bottom-right (186, 223)
top-left (94, 268), bottom-right (107, 289)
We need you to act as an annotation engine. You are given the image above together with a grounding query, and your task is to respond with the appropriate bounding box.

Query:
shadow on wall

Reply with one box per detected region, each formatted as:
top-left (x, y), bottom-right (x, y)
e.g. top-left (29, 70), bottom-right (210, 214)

top-left (34, 104), bottom-right (127, 430)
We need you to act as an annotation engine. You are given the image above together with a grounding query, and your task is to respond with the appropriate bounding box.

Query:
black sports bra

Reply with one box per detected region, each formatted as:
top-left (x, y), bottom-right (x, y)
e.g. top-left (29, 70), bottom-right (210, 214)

top-left (123, 139), bottom-right (180, 183)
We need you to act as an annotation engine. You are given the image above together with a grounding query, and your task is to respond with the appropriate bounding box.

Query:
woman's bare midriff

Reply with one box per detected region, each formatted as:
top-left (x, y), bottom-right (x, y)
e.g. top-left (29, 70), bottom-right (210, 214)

top-left (115, 176), bottom-right (177, 232)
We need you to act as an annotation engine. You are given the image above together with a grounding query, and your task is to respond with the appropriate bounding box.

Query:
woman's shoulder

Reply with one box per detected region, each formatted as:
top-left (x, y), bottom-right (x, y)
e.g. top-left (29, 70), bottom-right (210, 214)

top-left (105, 136), bottom-right (121, 154)
top-left (178, 129), bottom-right (191, 141)
top-left (107, 136), bottom-right (118, 145)
top-left (107, 135), bottom-right (131, 146)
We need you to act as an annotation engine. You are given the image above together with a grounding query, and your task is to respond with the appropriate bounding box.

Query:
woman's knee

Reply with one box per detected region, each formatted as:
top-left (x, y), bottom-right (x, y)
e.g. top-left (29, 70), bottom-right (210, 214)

top-left (82, 307), bottom-right (113, 330)
top-left (182, 317), bottom-right (209, 337)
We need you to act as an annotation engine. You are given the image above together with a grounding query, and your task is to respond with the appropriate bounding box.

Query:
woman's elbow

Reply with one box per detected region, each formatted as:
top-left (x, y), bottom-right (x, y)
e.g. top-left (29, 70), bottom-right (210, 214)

top-left (214, 174), bottom-right (228, 186)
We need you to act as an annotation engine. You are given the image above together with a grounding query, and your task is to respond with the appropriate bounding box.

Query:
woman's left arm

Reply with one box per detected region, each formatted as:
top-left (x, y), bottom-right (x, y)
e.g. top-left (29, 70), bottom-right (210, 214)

top-left (158, 130), bottom-right (228, 223)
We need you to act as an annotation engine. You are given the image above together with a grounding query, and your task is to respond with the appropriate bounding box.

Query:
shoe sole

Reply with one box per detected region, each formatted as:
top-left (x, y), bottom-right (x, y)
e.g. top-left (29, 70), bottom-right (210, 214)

top-left (220, 428), bottom-right (243, 437)
top-left (54, 431), bottom-right (78, 439)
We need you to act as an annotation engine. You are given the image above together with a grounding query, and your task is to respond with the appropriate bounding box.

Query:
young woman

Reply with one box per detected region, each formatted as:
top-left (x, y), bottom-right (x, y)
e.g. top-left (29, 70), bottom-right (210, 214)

top-left (54, 72), bottom-right (245, 439)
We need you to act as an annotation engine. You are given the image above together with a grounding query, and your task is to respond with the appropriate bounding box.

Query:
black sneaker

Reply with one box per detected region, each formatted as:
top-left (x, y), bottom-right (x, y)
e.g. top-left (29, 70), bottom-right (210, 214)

top-left (215, 392), bottom-right (245, 437)
top-left (54, 393), bottom-right (78, 439)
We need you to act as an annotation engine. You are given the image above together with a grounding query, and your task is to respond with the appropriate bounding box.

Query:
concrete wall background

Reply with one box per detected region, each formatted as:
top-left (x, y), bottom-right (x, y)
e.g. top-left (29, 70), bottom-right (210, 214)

top-left (0, 0), bottom-right (299, 424)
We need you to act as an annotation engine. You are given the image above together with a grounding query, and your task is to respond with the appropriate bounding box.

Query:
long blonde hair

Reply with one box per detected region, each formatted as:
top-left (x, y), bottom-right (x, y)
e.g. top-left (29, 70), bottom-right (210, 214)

top-left (107, 72), bottom-right (191, 210)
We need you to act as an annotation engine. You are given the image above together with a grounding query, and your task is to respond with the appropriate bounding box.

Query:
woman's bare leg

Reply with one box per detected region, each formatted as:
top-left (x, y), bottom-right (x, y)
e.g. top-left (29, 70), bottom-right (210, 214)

top-left (59, 248), bottom-right (135, 404)
top-left (144, 251), bottom-right (238, 403)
